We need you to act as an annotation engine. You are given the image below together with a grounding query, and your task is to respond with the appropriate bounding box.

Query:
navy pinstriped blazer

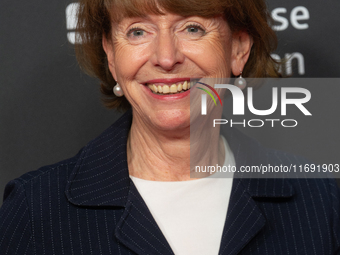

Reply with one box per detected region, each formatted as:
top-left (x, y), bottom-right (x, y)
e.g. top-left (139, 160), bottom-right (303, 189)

top-left (1, 110), bottom-right (340, 255)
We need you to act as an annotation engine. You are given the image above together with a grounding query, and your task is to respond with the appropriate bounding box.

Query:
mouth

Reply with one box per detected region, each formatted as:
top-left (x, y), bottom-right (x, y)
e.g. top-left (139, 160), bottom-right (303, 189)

top-left (146, 80), bottom-right (197, 95)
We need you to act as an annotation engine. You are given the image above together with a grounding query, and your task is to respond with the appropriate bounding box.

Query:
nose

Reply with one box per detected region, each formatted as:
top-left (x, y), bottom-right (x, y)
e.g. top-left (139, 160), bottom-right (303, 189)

top-left (151, 31), bottom-right (184, 71)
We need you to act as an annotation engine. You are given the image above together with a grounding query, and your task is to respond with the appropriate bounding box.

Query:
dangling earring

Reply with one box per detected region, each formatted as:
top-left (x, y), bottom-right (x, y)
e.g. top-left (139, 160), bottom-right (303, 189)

top-left (113, 83), bottom-right (124, 97)
top-left (234, 71), bottom-right (246, 90)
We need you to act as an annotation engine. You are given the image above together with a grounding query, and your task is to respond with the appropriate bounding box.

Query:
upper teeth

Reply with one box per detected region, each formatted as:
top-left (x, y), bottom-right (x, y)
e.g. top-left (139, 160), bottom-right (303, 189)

top-left (147, 81), bottom-right (191, 94)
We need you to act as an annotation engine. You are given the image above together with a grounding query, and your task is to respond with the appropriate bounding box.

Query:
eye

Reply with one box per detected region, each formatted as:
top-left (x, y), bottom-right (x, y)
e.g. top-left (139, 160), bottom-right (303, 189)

top-left (127, 27), bottom-right (145, 37)
top-left (185, 24), bottom-right (205, 35)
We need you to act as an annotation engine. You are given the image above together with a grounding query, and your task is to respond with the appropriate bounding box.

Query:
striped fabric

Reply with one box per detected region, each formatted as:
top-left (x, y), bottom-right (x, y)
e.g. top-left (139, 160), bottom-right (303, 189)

top-left (1, 110), bottom-right (339, 254)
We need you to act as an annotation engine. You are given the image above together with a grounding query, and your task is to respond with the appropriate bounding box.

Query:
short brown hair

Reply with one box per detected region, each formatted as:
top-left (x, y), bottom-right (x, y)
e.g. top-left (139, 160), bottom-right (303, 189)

top-left (76, 0), bottom-right (280, 110)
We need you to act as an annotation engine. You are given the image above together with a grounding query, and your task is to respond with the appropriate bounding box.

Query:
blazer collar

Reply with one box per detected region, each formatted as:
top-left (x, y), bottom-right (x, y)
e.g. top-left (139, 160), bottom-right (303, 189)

top-left (65, 110), bottom-right (294, 207)
top-left (65, 110), bottom-right (133, 207)
top-left (65, 109), bottom-right (175, 254)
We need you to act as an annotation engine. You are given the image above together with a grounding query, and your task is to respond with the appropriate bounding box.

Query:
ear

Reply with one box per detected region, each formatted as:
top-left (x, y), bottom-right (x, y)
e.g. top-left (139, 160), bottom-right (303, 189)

top-left (231, 31), bottom-right (253, 76)
top-left (102, 35), bottom-right (117, 81)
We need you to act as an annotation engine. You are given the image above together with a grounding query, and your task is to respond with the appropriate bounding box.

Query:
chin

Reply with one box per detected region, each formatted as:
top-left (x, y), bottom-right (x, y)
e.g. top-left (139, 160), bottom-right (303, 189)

top-left (153, 109), bottom-right (190, 132)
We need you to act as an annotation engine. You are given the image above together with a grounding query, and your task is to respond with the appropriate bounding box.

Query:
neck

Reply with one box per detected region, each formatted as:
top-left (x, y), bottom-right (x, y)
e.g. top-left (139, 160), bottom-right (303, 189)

top-left (127, 110), bottom-right (225, 181)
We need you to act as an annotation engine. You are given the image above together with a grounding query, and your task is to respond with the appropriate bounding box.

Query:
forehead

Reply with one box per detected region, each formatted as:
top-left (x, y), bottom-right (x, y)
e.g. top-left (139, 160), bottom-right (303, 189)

top-left (106, 0), bottom-right (231, 23)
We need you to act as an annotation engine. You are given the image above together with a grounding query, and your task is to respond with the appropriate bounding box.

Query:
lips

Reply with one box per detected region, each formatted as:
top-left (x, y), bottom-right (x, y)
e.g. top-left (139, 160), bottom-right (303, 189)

top-left (147, 81), bottom-right (191, 94)
top-left (144, 78), bottom-right (199, 95)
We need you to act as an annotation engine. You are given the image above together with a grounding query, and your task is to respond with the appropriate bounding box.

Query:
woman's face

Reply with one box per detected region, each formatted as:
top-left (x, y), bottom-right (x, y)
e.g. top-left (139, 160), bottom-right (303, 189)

top-left (103, 12), bottom-right (251, 132)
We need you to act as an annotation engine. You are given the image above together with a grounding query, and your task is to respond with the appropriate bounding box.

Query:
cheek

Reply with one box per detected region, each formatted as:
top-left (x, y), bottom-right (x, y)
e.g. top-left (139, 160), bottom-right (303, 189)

top-left (113, 42), bottom-right (150, 81)
top-left (182, 37), bottom-right (232, 77)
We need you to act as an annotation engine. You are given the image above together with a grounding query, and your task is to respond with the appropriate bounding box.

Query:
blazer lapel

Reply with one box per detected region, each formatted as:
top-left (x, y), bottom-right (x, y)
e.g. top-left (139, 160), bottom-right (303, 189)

top-left (115, 181), bottom-right (174, 255)
top-left (218, 178), bottom-right (266, 255)
top-left (219, 126), bottom-right (295, 255)
top-left (65, 110), bottom-right (174, 254)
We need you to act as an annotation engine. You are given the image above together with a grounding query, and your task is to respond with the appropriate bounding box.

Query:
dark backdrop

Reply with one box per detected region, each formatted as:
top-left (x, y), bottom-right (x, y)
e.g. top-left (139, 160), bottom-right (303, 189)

top-left (1, 0), bottom-right (340, 202)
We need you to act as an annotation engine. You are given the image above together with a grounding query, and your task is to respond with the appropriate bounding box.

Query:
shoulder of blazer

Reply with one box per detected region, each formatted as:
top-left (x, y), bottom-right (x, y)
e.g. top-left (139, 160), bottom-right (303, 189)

top-left (3, 110), bottom-right (133, 207)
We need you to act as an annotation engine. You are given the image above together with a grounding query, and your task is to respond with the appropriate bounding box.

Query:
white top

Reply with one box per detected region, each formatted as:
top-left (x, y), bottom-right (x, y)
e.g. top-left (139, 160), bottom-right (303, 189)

top-left (130, 136), bottom-right (235, 255)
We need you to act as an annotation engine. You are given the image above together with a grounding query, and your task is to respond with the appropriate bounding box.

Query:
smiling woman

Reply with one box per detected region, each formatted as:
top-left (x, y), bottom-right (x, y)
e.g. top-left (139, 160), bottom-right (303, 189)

top-left (102, 12), bottom-right (242, 144)
top-left (0, 0), bottom-right (339, 254)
